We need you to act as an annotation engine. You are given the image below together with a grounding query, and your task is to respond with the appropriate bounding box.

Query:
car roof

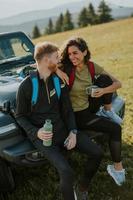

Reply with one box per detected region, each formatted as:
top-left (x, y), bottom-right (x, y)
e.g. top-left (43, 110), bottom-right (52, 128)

top-left (0, 31), bottom-right (27, 38)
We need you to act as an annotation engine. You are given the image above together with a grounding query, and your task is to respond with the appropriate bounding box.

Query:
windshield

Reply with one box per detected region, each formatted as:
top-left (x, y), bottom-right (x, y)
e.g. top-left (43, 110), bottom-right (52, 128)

top-left (0, 36), bottom-right (33, 63)
top-left (0, 32), bottom-right (35, 76)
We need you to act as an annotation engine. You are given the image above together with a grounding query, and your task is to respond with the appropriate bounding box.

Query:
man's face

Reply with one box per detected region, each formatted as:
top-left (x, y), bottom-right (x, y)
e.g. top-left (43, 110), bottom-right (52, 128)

top-left (48, 51), bottom-right (60, 73)
top-left (37, 51), bottom-right (60, 74)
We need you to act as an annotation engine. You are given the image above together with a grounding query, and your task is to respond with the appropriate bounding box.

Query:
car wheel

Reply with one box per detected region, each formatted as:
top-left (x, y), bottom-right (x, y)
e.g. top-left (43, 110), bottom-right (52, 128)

top-left (0, 159), bottom-right (15, 192)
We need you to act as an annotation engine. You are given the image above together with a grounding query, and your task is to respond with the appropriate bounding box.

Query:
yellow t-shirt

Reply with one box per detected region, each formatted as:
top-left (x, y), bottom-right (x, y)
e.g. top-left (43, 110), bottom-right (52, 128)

top-left (69, 62), bottom-right (104, 112)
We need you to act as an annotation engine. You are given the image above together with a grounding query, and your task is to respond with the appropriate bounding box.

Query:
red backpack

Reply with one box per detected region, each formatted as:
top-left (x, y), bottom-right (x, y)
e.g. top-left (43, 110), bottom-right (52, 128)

top-left (69, 61), bottom-right (95, 89)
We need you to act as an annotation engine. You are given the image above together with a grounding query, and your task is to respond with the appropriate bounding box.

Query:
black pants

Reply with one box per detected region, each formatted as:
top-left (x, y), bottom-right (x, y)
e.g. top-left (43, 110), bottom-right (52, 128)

top-left (75, 108), bottom-right (122, 163)
top-left (89, 74), bottom-right (113, 113)
top-left (75, 74), bottom-right (122, 165)
top-left (34, 133), bottom-right (103, 200)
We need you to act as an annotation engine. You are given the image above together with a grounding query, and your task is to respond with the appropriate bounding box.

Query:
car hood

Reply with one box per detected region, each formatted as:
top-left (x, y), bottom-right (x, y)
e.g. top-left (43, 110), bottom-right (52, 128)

top-left (0, 76), bottom-right (21, 106)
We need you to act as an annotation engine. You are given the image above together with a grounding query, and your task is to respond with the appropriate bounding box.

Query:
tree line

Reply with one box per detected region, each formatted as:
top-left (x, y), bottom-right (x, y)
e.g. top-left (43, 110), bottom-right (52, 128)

top-left (32, 0), bottom-right (113, 38)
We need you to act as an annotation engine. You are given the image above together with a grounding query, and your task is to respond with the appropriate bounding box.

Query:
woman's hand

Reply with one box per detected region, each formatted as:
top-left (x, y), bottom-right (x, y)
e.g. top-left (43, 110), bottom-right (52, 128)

top-left (37, 128), bottom-right (53, 141)
top-left (93, 88), bottom-right (105, 98)
top-left (64, 132), bottom-right (77, 150)
top-left (56, 68), bottom-right (69, 85)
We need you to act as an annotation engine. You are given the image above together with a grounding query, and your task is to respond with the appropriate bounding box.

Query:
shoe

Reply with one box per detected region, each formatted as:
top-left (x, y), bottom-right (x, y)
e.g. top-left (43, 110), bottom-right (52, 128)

top-left (107, 165), bottom-right (125, 186)
top-left (96, 107), bottom-right (123, 125)
top-left (96, 106), bottom-right (108, 118)
top-left (75, 186), bottom-right (89, 200)
top-left (80, 191), bottom-right (89, 200)
top-left (74, 189), bottom-right (77, 200)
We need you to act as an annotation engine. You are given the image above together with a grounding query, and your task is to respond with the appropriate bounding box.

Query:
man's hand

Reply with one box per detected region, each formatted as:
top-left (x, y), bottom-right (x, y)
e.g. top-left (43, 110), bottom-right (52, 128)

top-left (37, 128), bottom-right (53, 141)
top-left (64, 132), bottom-right (77, 150)
top-left (93, 88), bottom-right (105, 98)
top-left (56, 68), bottom-right (69, 85)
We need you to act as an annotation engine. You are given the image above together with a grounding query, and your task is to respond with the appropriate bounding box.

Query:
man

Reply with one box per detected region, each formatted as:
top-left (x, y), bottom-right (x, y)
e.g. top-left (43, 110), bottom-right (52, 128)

top-left (15, 42), bottom-right (103, 200)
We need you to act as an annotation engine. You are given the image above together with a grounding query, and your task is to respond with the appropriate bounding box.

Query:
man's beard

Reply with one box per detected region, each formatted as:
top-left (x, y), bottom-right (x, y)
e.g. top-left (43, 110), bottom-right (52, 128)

top-left (48, 62), bottom-right (57, 73)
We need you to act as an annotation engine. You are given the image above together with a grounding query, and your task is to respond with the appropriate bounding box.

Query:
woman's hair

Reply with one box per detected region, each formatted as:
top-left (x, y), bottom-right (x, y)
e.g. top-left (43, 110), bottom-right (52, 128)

top-left (60, 37), bottom-right (91, 70)
top-left (34, 42), bottom-right (58, 62)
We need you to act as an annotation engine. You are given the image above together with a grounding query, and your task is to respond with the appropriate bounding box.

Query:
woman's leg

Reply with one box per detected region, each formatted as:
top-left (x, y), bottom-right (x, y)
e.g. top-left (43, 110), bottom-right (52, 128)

top-left (75, 109), bottom-right (125, 185)
top-left (75, 109), bottom-right (122, 162)
top-left (90, 74), bottom-right (122, 124)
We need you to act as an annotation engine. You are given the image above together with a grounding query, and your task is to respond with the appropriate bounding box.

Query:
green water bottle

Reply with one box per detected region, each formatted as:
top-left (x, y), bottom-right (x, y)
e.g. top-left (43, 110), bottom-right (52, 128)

top-left (42, 119), bottom-right (53, 146)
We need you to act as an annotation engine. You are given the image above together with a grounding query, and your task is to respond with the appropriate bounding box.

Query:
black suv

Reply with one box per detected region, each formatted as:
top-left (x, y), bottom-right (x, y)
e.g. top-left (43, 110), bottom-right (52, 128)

top-left (0, 31), bottom-right (125, 192)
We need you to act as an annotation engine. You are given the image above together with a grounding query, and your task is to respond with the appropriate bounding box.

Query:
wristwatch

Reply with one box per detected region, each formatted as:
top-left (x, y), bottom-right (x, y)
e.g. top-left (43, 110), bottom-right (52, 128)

top-left (70, 129), bottom-right (78, 135)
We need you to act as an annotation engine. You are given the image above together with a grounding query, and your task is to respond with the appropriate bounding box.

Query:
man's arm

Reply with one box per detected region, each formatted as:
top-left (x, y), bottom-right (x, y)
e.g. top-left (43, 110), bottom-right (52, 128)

top-left (15, 80), bottom-right (39, 142)
top-left (59, 82), bottom-right (77, 150)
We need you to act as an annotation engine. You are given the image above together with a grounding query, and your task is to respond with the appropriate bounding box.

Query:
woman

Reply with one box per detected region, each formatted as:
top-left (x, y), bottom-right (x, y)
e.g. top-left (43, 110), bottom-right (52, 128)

top-left (58, 37), bottom-right (125, 187)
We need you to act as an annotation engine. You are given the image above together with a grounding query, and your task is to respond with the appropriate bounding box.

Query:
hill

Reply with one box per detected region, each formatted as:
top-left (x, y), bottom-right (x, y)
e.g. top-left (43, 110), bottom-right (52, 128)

top-left (1, 18), bottom-right (133, 200)
top-left (0, 0), bottom-right (133, 34)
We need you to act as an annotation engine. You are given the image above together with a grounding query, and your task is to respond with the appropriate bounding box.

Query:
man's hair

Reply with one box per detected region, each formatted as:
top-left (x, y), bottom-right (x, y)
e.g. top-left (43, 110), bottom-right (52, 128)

top-left (34, 42), bottom-right (59, 62)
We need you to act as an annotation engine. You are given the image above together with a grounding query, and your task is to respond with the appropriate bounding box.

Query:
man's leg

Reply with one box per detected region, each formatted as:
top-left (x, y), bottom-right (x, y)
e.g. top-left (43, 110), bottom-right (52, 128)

top-left (38, 144), bottom-right (75, 200)
top-left (76, 133), bottom-right (103, 190)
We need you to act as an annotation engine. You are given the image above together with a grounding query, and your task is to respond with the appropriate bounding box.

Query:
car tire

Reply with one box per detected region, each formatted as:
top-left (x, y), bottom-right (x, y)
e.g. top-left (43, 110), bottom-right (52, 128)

top-left (0, 159), bottom-right (15, 192)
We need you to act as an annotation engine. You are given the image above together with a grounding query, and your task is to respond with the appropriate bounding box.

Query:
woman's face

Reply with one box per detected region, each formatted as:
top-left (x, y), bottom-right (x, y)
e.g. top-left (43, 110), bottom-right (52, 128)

top-left (68, 45), bottom-right (86, 67)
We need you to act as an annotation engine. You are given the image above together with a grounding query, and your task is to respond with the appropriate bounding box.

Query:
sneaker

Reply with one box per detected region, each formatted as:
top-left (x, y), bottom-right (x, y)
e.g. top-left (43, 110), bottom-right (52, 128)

top-left (107, 165), bottom-right (125, 186)
top-left (80, 191), bottom-right (89, 200)
top-left (96, 106), bottom-right (108, 118)
top-left (75, 187), bottom-right (89, 200)
top-left (96, 107), bottom-right (123, 125)
top-left (74, 190), bottom-right (77, 200)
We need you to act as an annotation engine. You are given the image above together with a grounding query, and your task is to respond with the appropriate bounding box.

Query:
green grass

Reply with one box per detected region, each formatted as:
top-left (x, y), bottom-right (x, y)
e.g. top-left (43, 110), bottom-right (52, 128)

top-left (1, 18), bottom-right (133, 200)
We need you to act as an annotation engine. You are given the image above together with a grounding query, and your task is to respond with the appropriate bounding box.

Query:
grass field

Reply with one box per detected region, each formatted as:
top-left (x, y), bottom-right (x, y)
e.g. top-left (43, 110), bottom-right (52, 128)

top-left (1, 18), bottom-right (133, 200)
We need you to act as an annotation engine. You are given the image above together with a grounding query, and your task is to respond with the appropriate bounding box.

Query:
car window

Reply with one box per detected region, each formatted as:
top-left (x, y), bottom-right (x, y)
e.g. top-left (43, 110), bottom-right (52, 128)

top-left (0, 36), bottom-right (33, 63)
top-left (11, 38), bottom-right (31, 57)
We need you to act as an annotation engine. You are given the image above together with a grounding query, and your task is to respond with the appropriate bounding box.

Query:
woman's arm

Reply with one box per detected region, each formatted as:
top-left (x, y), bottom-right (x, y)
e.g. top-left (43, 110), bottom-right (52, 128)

top-left (101, 70), bottom-right (122, 93)
top-left (93, 70), bottom-right (122, 98)
top-left (56, 68), bottom-right (69, 85)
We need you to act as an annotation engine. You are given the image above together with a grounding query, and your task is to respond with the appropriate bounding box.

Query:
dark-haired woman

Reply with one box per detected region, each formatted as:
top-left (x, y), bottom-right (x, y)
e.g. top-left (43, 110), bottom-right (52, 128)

top-left (56, 37), bottom-right (125, 189)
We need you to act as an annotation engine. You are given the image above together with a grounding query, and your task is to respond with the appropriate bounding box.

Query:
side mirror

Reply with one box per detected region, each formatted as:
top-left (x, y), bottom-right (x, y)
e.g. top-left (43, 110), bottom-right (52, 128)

top-left (1, 100), bottom-right (10, 113)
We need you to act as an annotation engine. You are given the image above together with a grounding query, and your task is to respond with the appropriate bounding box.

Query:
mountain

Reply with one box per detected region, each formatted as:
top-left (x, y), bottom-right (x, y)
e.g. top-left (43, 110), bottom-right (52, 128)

top-left (0, 0), bottom-right (133, 35)
top-left (0, 16), bottom-right (58, 36)
top-left (0, 0), bottom-right (99, 26)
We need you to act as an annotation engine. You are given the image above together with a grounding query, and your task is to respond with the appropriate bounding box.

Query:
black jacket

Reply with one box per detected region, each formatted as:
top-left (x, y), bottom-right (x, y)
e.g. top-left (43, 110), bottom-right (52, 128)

top-left (15, 72), bottom-right (77, 145)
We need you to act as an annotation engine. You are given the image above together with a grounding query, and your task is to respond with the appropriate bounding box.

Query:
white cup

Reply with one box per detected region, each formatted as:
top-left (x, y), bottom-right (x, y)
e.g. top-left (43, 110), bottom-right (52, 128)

top-left (91, 85), bottom-right (99, 97)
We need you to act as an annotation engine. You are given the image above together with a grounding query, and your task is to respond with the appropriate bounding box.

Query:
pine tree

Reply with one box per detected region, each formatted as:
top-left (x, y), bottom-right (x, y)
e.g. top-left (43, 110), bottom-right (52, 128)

top-left (88, 3), bottom-right (98, 25)
top-left (62, 10), bottom-right (74, 31)
top-left (78, 7), bottom-right (89, 27)
top-left (55, 13), bottom-right (64, 33)
top-left (97, 0), bottom-right (113, 23)
top-left (32, 25), bottom-right (41, 38)
top-left (45, 18), bottom-right (54, 35)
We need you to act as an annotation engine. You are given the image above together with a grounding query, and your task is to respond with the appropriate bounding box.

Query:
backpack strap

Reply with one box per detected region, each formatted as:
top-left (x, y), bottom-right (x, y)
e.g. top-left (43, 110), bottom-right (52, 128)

top-left (68, 61), bottom-right (95, 89)
top-left (29, 70), bottom-right (39, 106)
top-left (69, 67), bottom-right (76, 90)
top-left (52, 75), bottom-right (61, 99)
top-left (88, 61), bottom-right (95, 82)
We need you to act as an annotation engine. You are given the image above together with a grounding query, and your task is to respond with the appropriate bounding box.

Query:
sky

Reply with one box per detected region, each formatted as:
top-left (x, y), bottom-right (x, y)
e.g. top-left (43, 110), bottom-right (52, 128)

top-left (0, 0), bottom-right (133, 19)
